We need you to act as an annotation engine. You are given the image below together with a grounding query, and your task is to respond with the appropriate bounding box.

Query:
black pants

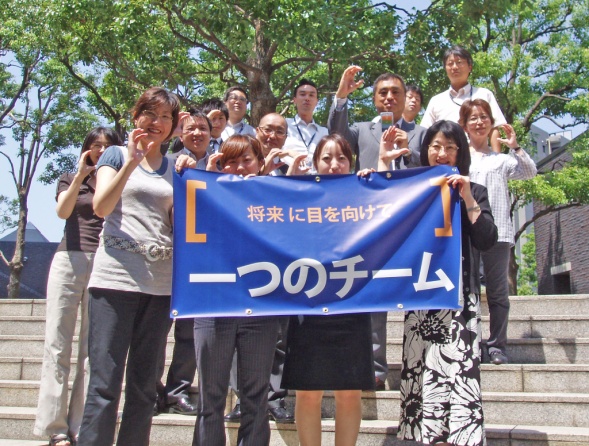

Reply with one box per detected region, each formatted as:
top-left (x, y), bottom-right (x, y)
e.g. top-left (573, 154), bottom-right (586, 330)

top-left (78, 287), bottom-right (171, 446)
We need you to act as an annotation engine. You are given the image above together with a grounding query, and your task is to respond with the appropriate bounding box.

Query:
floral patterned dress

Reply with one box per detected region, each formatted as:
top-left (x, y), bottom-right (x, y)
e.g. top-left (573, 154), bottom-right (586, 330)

top-left (398, 183), bottom-right (497, 446)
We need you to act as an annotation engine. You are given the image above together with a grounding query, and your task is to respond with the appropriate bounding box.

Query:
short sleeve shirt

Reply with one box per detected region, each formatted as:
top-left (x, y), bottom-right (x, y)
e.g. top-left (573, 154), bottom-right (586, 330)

top-left (55, 173), bottom-right (104, 253)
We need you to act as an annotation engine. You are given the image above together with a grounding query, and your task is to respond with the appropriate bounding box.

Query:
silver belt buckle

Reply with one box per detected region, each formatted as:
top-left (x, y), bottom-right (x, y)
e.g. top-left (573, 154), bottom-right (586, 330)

top-left (145, 243), bottom-right (160, 262)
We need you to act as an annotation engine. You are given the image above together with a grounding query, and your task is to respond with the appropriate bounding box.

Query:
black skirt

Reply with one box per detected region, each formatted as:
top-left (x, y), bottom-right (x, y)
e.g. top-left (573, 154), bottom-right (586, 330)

top-left (282, 313), bottom-right (374, 391)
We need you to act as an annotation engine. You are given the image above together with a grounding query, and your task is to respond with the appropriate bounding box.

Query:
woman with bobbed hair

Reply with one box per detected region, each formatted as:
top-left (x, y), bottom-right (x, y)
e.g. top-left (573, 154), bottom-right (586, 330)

top-left (190, 133), bottom-right (279, 446)
top-left (77, 87), bottom-right (180, 446)
top-left (34, 127), bottom-right (122, 446)
top-left (459, 98), bottom-right (536, 366)
top-left (204, 134), bottom-right (265, 176)
top-left (393, 120), bottom-right (498, 446)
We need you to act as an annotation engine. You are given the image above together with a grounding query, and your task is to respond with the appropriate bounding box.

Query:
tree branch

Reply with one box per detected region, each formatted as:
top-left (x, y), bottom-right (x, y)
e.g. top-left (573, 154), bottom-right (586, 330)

top-left (0, 151), bottom-right (17, 186)
top-left (60, 56), bottom-right (122, 125)
top-left (0, 52), bottom-right (40, 123)
top-left (514, 202), bottom-right (581, 242)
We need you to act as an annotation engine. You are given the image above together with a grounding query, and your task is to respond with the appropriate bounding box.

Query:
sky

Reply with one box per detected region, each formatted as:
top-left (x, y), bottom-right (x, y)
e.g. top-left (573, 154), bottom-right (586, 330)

top-left (0, 0), bottom-right (586, 242)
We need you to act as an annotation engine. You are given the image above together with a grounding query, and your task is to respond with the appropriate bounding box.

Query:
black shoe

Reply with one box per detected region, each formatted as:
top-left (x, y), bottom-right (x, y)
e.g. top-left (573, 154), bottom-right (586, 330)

top-left (167, 396), bottom-right (198, 415)
top-left (153, 394), bottom-right (166, 416)
top-left (224, 403), bottom-right (241, 421)
top-left (489, 350), bottom-right (508, 365)
top-left (267, 406), bottom-right (295, 423)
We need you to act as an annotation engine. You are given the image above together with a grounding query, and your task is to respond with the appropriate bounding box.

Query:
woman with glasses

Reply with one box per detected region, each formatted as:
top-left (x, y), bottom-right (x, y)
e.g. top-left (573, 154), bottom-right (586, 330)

top-left (34, 127), bottom-right (122, 446)
top-left (420, 46), bottom-right (507, 153)
top-left (391, 120), bottom-right (498, 446)
top-left (459, 98), bottom-right (536, 366)
top-left (77, 87), bottom-right (180, 446)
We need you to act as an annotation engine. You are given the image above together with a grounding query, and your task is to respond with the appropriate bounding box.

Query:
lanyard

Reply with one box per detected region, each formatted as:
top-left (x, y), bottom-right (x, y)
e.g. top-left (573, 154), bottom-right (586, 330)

top-left (449, 85), bottom-right (473, 106)
top-left (295, 121), bottom-right (316, 149)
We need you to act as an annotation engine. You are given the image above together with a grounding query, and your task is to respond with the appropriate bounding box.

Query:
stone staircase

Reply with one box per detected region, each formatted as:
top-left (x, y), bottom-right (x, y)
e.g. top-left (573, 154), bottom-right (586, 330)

top-left (1, 295), bottom-right (589, 445)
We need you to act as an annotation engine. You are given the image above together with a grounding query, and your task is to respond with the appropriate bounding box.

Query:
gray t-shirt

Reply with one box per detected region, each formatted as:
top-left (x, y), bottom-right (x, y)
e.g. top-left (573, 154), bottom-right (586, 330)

top-left (88, 146), bottom-right (174, 295)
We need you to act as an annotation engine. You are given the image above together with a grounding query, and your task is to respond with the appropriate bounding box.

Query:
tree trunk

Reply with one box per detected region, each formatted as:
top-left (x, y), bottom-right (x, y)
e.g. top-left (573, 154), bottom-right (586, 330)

top-left (245, 18), bottom-right (279, 126)
top-left (6, 194), bottom-right (28, 299)
top-left (248, 72), bottom-right (279, 126)
top-left (508, 245), bottom-right (518, 296)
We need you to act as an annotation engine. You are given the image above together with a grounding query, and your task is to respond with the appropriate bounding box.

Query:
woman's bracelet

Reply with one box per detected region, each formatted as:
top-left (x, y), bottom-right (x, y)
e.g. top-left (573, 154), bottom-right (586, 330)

top-left (467, 205), bottom-right (480, 213)
top-left (512, 146), bottom-right (522, 152)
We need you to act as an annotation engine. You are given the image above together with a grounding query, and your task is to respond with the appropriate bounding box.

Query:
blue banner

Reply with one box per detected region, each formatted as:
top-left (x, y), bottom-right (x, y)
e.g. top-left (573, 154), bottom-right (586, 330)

top-left (171, 166), bottom-right (462, 318)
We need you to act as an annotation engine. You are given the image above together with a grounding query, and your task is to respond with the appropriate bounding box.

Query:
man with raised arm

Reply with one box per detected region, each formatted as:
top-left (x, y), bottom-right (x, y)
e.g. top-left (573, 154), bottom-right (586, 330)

top-left (328, 65), bottom-right (426, 390)
top-left (328, 65), bottom-right (425, 171)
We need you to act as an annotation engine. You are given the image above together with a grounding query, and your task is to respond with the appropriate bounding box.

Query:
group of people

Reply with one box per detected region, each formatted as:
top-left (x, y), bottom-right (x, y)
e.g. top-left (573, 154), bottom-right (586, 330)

top-left (33, 44), bottom-right (536, 446)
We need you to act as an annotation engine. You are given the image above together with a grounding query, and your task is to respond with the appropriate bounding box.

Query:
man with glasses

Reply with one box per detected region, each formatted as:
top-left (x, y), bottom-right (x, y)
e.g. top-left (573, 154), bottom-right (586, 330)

top-left (221, 86), bottom-right (256, 139)
top-left (420, 45), bottom-right (507, 153)
top-left (284, 79), bottom-right (328, 173)
top-left (154, 109), bottom-right (212, 416)
top-left (223, 112), bottom-right (295, 424)
top-left (328, 65), bottom-right (426, 392)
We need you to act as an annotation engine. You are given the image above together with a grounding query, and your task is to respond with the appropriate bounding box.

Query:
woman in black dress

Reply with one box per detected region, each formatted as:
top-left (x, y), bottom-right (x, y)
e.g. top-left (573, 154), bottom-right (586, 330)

top-left (282, 133), bottom-right (377, 446)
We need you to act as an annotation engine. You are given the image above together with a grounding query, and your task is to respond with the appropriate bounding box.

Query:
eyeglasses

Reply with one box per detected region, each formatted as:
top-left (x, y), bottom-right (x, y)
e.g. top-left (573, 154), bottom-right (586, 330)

top-left (467, 114), bottom-right (491, 124)
top-left (445, 58), bottom-right (466, 68)
top-left (428, 144), bottom-right (459, 155)
top-left (258, 126), bottom-right (287, 137)
top-left (227, 94), bottom-right (247, 103)
top-left (142, 110), bottom-right (173, 123)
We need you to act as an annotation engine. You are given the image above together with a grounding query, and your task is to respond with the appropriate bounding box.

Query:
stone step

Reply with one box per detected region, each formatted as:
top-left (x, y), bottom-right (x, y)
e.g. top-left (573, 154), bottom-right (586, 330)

top-left (1, 407), bottom-right (588, 445)
top-left (481, 294), bottom-right (589, 317)
top-left (0, 301), bottom-right (46, 317)
top-left (0, 317), bottom-right (79, 337)
top-left (390, 363), bottom-right (589, 393)
top-left (3, 294), bottom-right (589, 318)
top-left (0, 336), bottom-right (178, 360)
top-left (3, 334), bottom-right (589, 366)
top-left (0, 357), bottom-right (177, 382)
top-left (5, 312), bottom-right (589, 339)
top-left (385, 337), bottom-right (589, 365)
top-left (2, 378), bottom-right (588, 428)
top-left (4, 356), bottom-right (589, 395)
top-left (311, 390), bottom-right (589, 427)
top-left (385, 313), bottom-right (589, 338)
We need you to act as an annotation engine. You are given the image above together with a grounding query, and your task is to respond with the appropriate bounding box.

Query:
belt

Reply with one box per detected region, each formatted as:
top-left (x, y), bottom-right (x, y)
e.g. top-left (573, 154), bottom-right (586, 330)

top-left (102, 235), bottom-right (173, 262)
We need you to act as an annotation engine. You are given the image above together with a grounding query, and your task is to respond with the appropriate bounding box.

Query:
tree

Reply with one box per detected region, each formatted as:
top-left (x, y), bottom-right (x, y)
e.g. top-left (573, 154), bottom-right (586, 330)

top-left (517, 231), bottom-right (537, 295)
top-left (401, 0), bottom-right (589, 294)
top-left (507, 131), bottom-right (589, 293)
top-left (0, 55), bottom-right (99, 298)
top-left (40, 0), bottom-right (406, 126)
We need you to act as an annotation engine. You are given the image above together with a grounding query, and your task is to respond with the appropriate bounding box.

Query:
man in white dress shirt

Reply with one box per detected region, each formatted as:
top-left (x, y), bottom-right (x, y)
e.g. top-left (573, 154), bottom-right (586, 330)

top-left (420, 45), bottom-right (507, 153)
top-left (221, 86), bottom-right (256, 140)
top-left (284, 79), bottom-right (329, 172)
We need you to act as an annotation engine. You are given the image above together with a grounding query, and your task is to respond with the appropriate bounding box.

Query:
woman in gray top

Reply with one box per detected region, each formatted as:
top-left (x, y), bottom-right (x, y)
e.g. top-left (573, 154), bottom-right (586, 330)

top-left (77, 87), bottom-right (180, 446)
